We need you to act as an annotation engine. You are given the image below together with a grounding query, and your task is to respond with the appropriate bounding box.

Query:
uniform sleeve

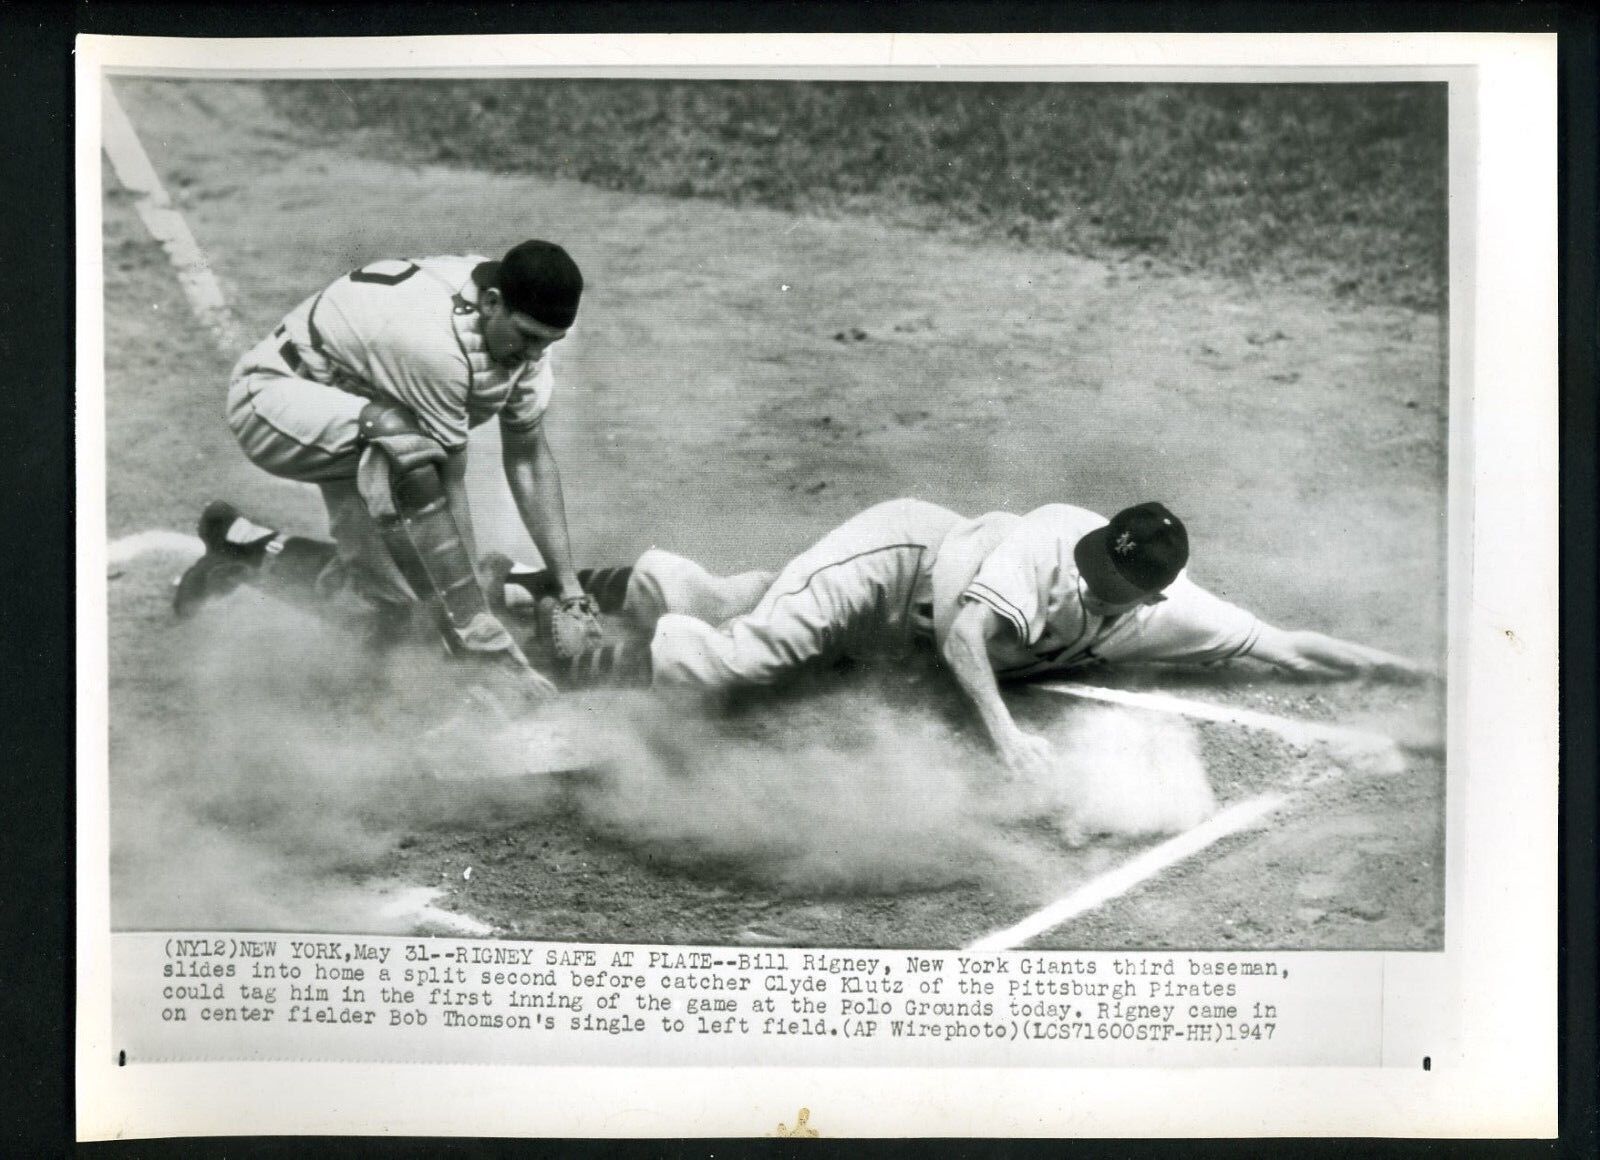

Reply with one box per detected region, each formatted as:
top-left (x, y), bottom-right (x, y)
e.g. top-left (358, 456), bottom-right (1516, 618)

top-left (499, 356), bottom-right (556, 433)
top-left (1109, 576), bottom-right (1262, 666)
top-left (961, 515), bottom-right (1061, 646)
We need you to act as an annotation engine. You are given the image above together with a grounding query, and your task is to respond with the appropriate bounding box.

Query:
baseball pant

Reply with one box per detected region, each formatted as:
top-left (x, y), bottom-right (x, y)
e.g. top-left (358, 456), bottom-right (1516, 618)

top-left (225, 335), bottom-right (414, 612)
top-left (619, 549), bottom-right (776, 631)
top-left (647, 498), bottom-right (962, 689)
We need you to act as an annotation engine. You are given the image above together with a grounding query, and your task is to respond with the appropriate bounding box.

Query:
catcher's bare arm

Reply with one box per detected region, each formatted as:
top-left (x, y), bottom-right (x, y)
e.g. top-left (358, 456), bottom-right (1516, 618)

top-left (438, 448), bottom-right (483, 573)
top-left (501, 420), bottom-right (584, 600)
top-left (942, 600), bottom-right (1057, 780)
top-left (1246, 624), bottom-right (1433, 680)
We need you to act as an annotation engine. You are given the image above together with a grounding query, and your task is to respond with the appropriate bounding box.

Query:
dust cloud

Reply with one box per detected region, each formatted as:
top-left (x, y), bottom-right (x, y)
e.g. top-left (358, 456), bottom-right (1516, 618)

top-left (522, 672), bottom-right (1218, 897)
top-left (111, 594), bottom-right (562, 932)
top-left (114, 594), bottom-right (1218, 931)
top-left (550, 683), bottom-right (1032, 896)
top-left (1033, 704), bottom-right (1217, 843)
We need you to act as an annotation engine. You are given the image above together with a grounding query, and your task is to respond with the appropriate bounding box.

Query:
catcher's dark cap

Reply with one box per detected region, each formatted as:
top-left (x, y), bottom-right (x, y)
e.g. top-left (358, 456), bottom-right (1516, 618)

top-left (483, 240), bottom-right (583, 330)
top-left (1074, 502), bottom-right (1189, 605)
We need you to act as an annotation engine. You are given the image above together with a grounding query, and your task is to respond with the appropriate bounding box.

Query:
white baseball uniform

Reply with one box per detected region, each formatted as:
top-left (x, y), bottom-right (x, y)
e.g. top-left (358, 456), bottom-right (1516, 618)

top-left (634, 500), bottom-right (1262, 689)
top-left (648, 498), bottom-right (960, 687)
top-left (928, 504), bottom-right (1262, 676)
top-left (224, 255), bottom-right (557, 608)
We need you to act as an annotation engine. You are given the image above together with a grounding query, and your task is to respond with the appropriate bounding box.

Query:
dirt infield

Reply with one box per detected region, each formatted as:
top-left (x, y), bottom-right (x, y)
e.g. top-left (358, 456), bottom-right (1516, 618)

top-left (101, 78), bottom-right (1446, 950)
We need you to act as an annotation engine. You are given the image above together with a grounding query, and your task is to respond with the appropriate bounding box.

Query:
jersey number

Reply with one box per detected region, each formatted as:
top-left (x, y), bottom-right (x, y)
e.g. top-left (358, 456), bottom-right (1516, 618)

top-left (348, 261), bottom-right (420, 286)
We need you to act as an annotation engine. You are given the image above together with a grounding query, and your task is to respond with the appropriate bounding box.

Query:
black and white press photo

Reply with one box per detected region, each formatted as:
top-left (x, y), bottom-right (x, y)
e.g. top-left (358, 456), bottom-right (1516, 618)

top-left (76, 34), bottom-right (1558, 1141)
top-left (99, 71), bottom-right (1450, 948)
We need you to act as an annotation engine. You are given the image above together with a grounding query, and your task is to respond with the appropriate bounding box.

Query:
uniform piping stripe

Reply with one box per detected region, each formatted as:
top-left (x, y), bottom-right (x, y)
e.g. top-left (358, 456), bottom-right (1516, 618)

top-left (963, 581), bottom-right (1030, 640)
top-left (1025, 597), bottom-right (1094, 669)
top-left (1228, 618), bottom-right (1264, 661)
top-left (305, 293), bottom-right (329, 354)
top-left (768, 543), bottom-right (931, 605)
top-left (439, 266), bottom-right (496, 399)
top-left (450, 296), bottom-right (477, 395)
top-left (898, 548), bottom-right (928, 626)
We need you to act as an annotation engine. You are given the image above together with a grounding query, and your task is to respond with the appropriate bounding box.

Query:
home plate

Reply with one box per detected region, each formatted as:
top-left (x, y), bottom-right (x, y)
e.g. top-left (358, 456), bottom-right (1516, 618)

top-left (107, 529), bottom-right (203, 568)
top-left (487, 717), bottom-right (608, 778)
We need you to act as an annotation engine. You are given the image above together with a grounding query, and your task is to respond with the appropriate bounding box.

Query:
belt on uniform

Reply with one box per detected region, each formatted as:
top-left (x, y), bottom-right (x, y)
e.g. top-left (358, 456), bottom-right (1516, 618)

top-left (270, 324), bottom-right (305, 374)
top-left (272, 290), bottom-right (330, 377)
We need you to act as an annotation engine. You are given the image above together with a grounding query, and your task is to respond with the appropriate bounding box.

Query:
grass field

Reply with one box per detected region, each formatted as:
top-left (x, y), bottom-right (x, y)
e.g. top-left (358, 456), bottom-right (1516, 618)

top-left (101, 77), bottom-right (1447, 950)
top-left (269, 80), bottom-right (1448, 310)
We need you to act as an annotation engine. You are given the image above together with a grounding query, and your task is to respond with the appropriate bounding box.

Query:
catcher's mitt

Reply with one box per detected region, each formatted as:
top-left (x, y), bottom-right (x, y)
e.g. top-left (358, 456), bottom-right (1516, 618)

top-left (540, 593), bottom-right (604, 660)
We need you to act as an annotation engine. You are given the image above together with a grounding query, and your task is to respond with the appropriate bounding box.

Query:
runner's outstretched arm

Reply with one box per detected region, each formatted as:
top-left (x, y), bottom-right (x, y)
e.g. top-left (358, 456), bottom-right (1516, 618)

top-left (1246, 624), bottom-right (1435, 681)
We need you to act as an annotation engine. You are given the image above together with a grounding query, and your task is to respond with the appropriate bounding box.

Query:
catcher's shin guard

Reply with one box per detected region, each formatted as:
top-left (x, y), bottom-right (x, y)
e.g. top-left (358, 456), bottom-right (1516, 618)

top-left (372, 489), bottom-right (491, 654)
top-left (356, 402), bottom-right (515, 662)
top-left (173, 501), bottom-right (336, 617)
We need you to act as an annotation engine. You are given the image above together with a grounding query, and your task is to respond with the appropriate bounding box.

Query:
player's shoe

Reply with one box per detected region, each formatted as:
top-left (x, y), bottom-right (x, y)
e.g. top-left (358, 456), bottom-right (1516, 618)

top-left (171, 501), bottom-right (279, 618)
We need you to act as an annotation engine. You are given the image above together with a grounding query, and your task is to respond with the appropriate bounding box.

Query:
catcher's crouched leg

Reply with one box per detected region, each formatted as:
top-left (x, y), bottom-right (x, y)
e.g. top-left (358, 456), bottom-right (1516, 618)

top-left (354, 402), bottom-right (550, 697)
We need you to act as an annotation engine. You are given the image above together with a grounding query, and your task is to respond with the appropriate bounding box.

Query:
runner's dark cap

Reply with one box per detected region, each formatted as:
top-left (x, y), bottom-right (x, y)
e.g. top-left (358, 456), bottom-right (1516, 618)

top-left (1074, 502), bottom-right (1189, 605)
top-left (483, 240), bottom-right (583, 329)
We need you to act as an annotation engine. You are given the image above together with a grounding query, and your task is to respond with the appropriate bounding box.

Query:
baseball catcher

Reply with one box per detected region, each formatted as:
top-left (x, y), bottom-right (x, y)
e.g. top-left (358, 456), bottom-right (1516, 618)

top-left (172, 240), bottom-right (600, 696)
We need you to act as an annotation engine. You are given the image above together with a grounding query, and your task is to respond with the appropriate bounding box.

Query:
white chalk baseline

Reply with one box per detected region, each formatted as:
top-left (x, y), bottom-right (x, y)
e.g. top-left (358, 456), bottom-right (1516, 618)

top-left (962, 682), bottom-right (1404, 950)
